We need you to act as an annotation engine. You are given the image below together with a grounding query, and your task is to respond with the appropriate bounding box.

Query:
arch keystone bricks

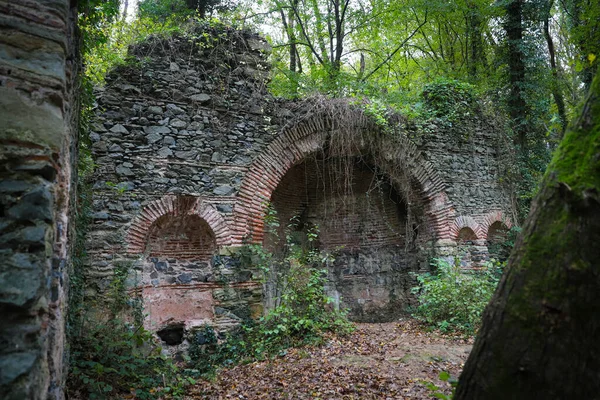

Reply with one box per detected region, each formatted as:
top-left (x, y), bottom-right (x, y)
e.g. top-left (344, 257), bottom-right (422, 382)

top-left (127, 195), bottom-right (233, 254)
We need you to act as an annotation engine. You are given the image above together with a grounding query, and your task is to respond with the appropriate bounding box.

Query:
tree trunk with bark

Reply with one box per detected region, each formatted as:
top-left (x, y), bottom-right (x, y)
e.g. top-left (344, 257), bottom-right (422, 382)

top-left (455, 72), bottom-right (600, 399)
top-left (505, 0), bottom-right (528, 152)
top-left (544, 0), bottom-right (568, 136)
top-left (467, 1), bottom-right (484, 78)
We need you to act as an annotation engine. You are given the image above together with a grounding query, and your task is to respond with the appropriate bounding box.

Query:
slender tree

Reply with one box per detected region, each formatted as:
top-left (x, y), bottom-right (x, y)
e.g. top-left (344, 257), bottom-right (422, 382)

top-left (560, 0), bottom-right (599, 90)
top-left (466, 0), bottom-right (485, 77)
top-left (543, 0), bottom-right (568, 136)
top-left (505, 0), bottom-right (528, 152)
top-left (455, 70), bottom-right (600, 399)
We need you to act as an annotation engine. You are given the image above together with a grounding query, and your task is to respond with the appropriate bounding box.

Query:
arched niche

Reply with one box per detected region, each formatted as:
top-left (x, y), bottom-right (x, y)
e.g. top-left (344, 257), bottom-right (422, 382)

top-left (127, 195), bottom-right (233, 287)
top-left (456, 227), bottom-right (480, 267)
top-left (457, 227), bottom-right (478, 243)
top-left (487, 221), bottom-right (510, 260)
top-left (146, 214), bottom-right (217, 262)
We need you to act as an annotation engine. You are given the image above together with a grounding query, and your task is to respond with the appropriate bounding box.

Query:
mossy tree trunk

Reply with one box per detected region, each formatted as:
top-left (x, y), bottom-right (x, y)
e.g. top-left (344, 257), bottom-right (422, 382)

top-left (455, 73), bottom-right (600, 399)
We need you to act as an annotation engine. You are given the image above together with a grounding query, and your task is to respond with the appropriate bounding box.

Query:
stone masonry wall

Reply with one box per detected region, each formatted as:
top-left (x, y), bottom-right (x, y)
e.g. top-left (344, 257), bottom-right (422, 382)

top-left (0, 1), bottom-right (78, 399)
top-left (86, 26), bottom-right (515, 343)
top-left (414, 119), bottom-right (514, 264)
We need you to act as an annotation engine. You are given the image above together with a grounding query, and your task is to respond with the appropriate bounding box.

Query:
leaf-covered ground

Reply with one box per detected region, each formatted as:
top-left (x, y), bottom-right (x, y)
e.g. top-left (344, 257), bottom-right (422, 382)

top-left (186, 319), bottom-right (472, 399)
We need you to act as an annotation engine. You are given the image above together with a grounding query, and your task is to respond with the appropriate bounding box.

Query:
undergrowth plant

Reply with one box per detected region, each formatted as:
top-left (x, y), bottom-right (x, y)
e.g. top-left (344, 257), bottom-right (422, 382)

top-left (411, 258), bottom-right (504, 335)
top-left (68, 262), bottom-right (194, 399)
top-left (189, 208), bottom-right (354, 373)
top-left (67, 4), bottom-right (197, 398)
top-left (422, 371), bottom-right (458, 400)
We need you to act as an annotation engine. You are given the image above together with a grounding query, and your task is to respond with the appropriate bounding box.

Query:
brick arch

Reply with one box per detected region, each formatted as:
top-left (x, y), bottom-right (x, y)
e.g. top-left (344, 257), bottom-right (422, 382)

top-left (233, 111), bottom-right (455, 243)
top-left (127, 195), bottom-right (232, 254)
top-left (480, 210), bottom-right (512, 240)
top-left (450, 215), bottom-right (484, 240)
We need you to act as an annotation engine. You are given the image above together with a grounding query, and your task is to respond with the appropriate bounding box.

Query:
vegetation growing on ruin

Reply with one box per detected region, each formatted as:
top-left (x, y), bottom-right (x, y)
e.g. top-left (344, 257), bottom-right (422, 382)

top-left (67, 260), bottom-right (198, 398)
top-left (189, 212), bottom-right (354, 376)
top-left (411, 258), bottom-right (505, 334)
top-left (64, 0), bottom-right (600, 397)
top-left (67, 3), bottom-right (195, 398)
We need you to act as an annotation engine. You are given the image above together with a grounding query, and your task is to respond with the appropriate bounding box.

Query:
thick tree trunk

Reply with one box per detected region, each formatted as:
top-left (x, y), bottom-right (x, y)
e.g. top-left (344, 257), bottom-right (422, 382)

top-left (455, 73), bottom-right (600, 399)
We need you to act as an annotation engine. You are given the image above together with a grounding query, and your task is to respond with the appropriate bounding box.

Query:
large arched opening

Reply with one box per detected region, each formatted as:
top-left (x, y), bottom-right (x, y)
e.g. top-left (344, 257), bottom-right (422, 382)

top-left (265, 153), bottom-right (425, 321)
top-left (269, 156), bottom-right (410, 251)
top-left (231, 106), bottom-right (458, 322)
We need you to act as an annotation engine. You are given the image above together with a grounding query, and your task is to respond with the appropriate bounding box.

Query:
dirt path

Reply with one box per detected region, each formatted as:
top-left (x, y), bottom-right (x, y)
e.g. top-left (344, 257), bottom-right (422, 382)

top-left (186, 319), bottom-right (473, 399)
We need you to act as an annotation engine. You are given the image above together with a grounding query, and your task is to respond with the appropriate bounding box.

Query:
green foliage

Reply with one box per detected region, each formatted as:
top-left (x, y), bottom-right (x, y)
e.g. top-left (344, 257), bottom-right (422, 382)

top-left (68, 261), bottom-right (193, 399)
top-left (139, 0), bottom-right (235, 22)
top-left (421, 78), bottom-right (478, 122)
top-left (411, 258), bottom-right (503, 334)
top-left (361, 98), bottom-right (392, 131)
top-left (190, 264), bottom-right (354, 372)
top-left (69, 319), bottom-right (184, 399)
top-left (422, 371), bottom-right (458, 400)
top-left (189, 209), bottom-right (354, 373)
top-left (138, 0), bottom-right (195, 23)
top-left (255, 263), bottom-right (354, 349)
top-left (82, 16), bottom-right (184, 86)
top-left (488, 226), bottom-right (521, 261)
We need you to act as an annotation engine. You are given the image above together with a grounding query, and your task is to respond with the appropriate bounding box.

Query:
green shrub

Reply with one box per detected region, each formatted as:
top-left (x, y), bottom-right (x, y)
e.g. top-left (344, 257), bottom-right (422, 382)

top-left (253, 262), bottom-right (354, 351)
top-left (411, 258), bottom-right (503, 334)
top-left (67, 263), bottom-right (192, 399)
top-left (190, 214), bottom-right (354, 372)
top-left (190, 263), bottom-right (354, 373)
top-left (420, 77), bottom-right (478, 123)
top-left (68, 317), bottom-right (189, 399)
top-left (138, 0), bottom-right (194, 23)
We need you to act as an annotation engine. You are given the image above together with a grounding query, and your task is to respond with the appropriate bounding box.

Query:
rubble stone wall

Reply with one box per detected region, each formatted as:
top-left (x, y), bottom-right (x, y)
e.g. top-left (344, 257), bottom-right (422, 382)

top-left (0, 1), bottom-right (78, 399)
top-left (86, 27), bottom-right (514, 343)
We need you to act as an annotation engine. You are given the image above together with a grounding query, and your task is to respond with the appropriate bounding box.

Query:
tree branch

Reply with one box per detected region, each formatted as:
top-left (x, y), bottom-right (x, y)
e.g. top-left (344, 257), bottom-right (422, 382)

top-left (361, 8), bottom-right (428, 82)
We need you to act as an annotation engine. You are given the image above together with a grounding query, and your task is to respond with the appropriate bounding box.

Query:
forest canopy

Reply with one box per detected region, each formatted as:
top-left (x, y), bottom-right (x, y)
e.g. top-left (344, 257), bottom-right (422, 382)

top-left (81, 0), bottom-right (598, 220)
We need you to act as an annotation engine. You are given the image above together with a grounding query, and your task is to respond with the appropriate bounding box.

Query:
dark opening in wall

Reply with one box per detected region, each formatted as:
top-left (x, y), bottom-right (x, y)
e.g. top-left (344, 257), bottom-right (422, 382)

top-left (457, 227), bottom-right (479, 267)
top-left (457, 227), bottom-right (477, 243)
top-left (146, 214), bottom-right (216, 261)
top-left (266, 155), bottom-right (423, 322)
top-left (156, 323), bottom-right (185, 345)
top-left (487, 221), bottom-right (510, 260)
top-left (269, 156), bottom-right (408, 251)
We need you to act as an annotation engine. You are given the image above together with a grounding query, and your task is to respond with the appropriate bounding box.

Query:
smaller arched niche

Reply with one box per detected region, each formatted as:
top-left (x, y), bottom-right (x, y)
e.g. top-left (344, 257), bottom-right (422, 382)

top-left (457, 227), bottom-right (478, 243)
top-left (457, 227), bottom-right (479, 267)
top-left (487, 221), bottom-right (510, 261)
top-left (146, 214), bottom-right (217, 262)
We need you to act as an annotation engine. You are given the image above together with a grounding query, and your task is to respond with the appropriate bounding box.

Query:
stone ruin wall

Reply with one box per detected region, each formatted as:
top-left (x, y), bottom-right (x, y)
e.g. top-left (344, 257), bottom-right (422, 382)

top-left (0, 1), bottom-right (78, 399)
top-left (86, 27), bottom-right (514, 348)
